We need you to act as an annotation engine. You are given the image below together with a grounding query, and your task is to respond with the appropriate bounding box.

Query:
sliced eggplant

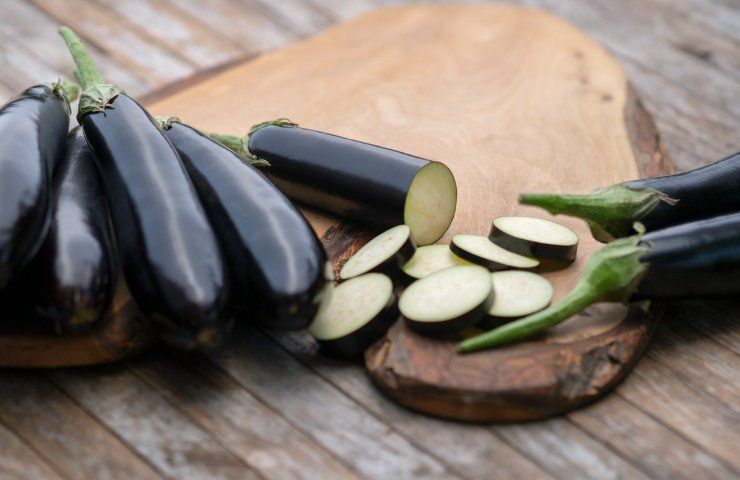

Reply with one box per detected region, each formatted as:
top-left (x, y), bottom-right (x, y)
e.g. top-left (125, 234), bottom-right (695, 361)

top-left (489, 216), bottom-right (578, 261)
top-left (479, 271), bottom-right (553, 329)
top-left (450, 234), bottom-right (539, 271)
top-left (400, 244), bottom-right (469, 281)
top-left (400, 265), bottom-right (493, 336)
top-left (339, 225), bottom-right (415, 280)
top-left (210, 123), bottom-right (458, 245)
top-left (309, 273), bottom-right (397, 358)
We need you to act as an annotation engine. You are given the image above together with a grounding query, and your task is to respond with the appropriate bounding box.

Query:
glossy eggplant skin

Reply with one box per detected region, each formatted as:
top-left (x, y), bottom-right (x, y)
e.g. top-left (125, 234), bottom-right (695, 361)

top-left (0, 85), bottom-right (69, 288)
top-left (81, 94), bottom-right (230, 348)
top-left (164, 122), bottom-right (327, 330)
top-left (635, 211), bottom-right (740, 299)
top-left (626, 151), bottom-right (740, 231)
top-left (17, 127), bottom-right (116, 334)
top-left (248, 125), bottom-right (430, 229)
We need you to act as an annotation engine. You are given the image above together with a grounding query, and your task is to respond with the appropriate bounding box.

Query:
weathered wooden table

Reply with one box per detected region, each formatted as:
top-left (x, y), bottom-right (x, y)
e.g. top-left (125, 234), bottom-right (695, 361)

top-left (1, 1), bottom-right (738, 478)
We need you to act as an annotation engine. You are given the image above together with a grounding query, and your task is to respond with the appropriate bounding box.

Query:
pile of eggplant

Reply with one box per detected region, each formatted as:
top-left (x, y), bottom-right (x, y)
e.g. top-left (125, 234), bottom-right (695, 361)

top-left (0, 27), bottom-right (459, 362)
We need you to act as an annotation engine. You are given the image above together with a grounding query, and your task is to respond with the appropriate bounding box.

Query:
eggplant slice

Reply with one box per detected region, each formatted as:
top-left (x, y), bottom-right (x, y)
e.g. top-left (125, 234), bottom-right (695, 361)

top-left (489, 216), bottom-right (578, 261)
top-left (400, 265), bottom-right (493, 336)
top-left (401, 244), bottom-right (469, 281)
top-left (480, 271), bottom-right (553, 329)
top-left (339, 225), bottom-right (415, 280)
top-left (309, 273), bottom-right (397, 358)
top-left (450, 234), bottom-right (539, 271)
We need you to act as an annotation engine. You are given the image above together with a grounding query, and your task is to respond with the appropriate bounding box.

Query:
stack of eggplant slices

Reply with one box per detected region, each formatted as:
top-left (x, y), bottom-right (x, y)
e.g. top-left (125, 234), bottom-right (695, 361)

top-left (2, 27), bottom-right (739, 364)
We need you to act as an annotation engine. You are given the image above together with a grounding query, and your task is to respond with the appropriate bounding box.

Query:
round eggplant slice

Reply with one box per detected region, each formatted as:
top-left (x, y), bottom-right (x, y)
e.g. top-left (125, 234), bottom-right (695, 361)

top-left (309, 273), bottom-right (397, 358)
top-left (400, 265), bottom-right (493, 337)
top-left (489, 216), bottom-right (579, 261)
top-left (479, 271), bottom-right (553, 329)
top-left (401, 244), bottom-right (470, 281)
top-left (450, 234), bottom-right (539, 271)
top-left (339, 225), bottom-right (415, 280)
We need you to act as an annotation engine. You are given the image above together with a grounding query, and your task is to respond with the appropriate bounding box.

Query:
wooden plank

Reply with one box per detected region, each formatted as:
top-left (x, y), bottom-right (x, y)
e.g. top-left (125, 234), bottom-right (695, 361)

top-left (669, 301), bottom-right (740, 355)
top-left (246, 0), bottom-right (333, 37)
top-left (303, 0), bottom-right (376, 20)
top-left (29, 0), bottom-right (195, 84)
top-left (1, 0), bottom-right (149, 95)
top-left (268, 329), bottom-right (553, 480)
top-left (0, 422), bottom-right (64, 480)
top-left (616, 359), bottom-right (740, 472)
top-left (94, 0), bottom-right (242, 67)
top-left (492, 419), bottom-right (650, 479)
top-left (209, 326), bottom-right (456, 479)
top-left (0, 371), bottom-right (162, 480)
top-left (166, 0), bottom-right (297, 52)
top-left (129, 351), bottom-right (361, 480)
top-left (648, 322), bottom-right (740, 413)
top-left (48, 365), bottom-right (260, 480)
top-left (569, 393), bottom-right (737, 479)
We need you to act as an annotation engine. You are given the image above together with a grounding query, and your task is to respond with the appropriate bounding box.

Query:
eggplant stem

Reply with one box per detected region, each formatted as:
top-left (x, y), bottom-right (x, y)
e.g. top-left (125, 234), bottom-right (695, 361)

top-left (58, 26), bottom-right (122, 119)
top-left (207, 132), bottom-right (270, 167)
top-left (457, 235), bottom-right (650, 353)
top-left (50, 78), bottom-right (79, 114)
top-left (519, 185), bottom-right (675, 242)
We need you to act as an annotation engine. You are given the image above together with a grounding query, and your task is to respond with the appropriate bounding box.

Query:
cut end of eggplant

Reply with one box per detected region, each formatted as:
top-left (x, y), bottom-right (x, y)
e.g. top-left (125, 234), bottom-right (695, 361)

top-left (308, 273), bottom-right (397, 358)
top-left (404, 162), bottom-right (457, 246)
top-left (339, 225), bottom-right (414, 280)
top-left (487, 271), bottom-right (553, 319)
top-left (450, 234), bottom-right (539, 271)
top-left (401, 244), bottom-right (470, 280)
top-left (400, 265), bottom-right (493, 336)
top-left (490, 216), bottom-right (579, 261)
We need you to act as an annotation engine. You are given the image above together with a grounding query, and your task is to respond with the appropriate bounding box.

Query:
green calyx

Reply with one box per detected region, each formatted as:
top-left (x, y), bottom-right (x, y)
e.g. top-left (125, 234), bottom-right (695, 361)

top-left (49, 78), bottom-right (79, 115)
top-left (154, 116), bottom-right (181, 130)
top-left (457, 233), bottom-right (650, 353)
top-left (520, 184), bottom-right (677, 242)
top-left (58, 26), bottom-right (123, 120)
top-left (208, 118), bottom-right (297, 168)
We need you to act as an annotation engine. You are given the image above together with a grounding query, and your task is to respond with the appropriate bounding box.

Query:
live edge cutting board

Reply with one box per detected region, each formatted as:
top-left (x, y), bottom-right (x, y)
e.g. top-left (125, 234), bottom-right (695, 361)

top-left (2, 5), bottom-right (672, 421)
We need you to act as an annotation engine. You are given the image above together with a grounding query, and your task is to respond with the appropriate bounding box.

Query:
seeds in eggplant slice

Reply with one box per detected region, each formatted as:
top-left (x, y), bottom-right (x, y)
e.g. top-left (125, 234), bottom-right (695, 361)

top-left (404, 162), bottom-right (458, 246)
top-left (481, 271), bottom-right (553, 329)
top-left (401, 244), bottom-right (470, 280)
top-left (400, 265), bottom-right (493, 336)
top-left (309, 273), bottom-right (397, 357)
top-left (339, 224), bottom-right (415, 280)
top-left (489, 216), bottom-right (578, 261)
top-left (450, 234), bottom-right (539, 271)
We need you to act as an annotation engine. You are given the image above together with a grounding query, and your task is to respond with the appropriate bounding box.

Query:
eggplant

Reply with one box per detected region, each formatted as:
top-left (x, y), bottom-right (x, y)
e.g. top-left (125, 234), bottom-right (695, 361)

top-left (479, 271), bottom-right (553, 329)
top-left (209, 121), bottom-right (457, 246)
top-left (59, 27), bottom-right (230, 349)
top-left (450, 234), bottom-right (539, 271)
top-left (308, 273), bottom-right (397, 358)
top-left (15, 127), bottom-right (116, 334)
top-left (488, 216), bottom-right (579, 262)
top-left (520, 151), bottom-right (740, 242)
top-left (400, 244), bottom-right (470, 282)
top-left (400, 265), bottom-right (493, 337)
top-left (339, 225), bottom-right (416, 280)
top-left (159, 119), bottom-right (328, 330)
top-left (459, 212), bottom-right (740, 352)
top-left (0, 82), bottom-right (73, 288)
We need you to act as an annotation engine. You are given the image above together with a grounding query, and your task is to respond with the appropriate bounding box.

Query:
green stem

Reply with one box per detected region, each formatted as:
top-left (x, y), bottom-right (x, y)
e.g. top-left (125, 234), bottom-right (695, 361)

top-left (208, 133), bottom-right (245, 155)
top-left (520, 185), bottom-right (677, 242)
top-left (206, 117), bottom-right (298, 167)
top-left (457, 234), bottom-right (651, 353)
top-left (58, 26), bottom-right (122, 119)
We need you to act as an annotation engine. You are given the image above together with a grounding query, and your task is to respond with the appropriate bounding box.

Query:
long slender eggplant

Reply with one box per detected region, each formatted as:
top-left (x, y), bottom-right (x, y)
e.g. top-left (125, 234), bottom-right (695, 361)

top-left (520, 151), bottom-right (740, 242)
top-left (14, 127), bottom-right (116, 334)
top-left (0, 82), bottom-right (74, 288)
top-left (160, 119), bottom-right (327, 329)
top-left (459, 212), bottom-right (740, 352)
top-left (59, 27), bottom-right (230, 349)
top-left (209, 121), bottom-right (457, 246)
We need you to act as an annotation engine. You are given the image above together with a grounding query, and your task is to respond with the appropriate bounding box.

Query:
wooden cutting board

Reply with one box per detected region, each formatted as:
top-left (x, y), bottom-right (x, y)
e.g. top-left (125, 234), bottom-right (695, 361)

top-left (0, 4), bottom-right (671, 421)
